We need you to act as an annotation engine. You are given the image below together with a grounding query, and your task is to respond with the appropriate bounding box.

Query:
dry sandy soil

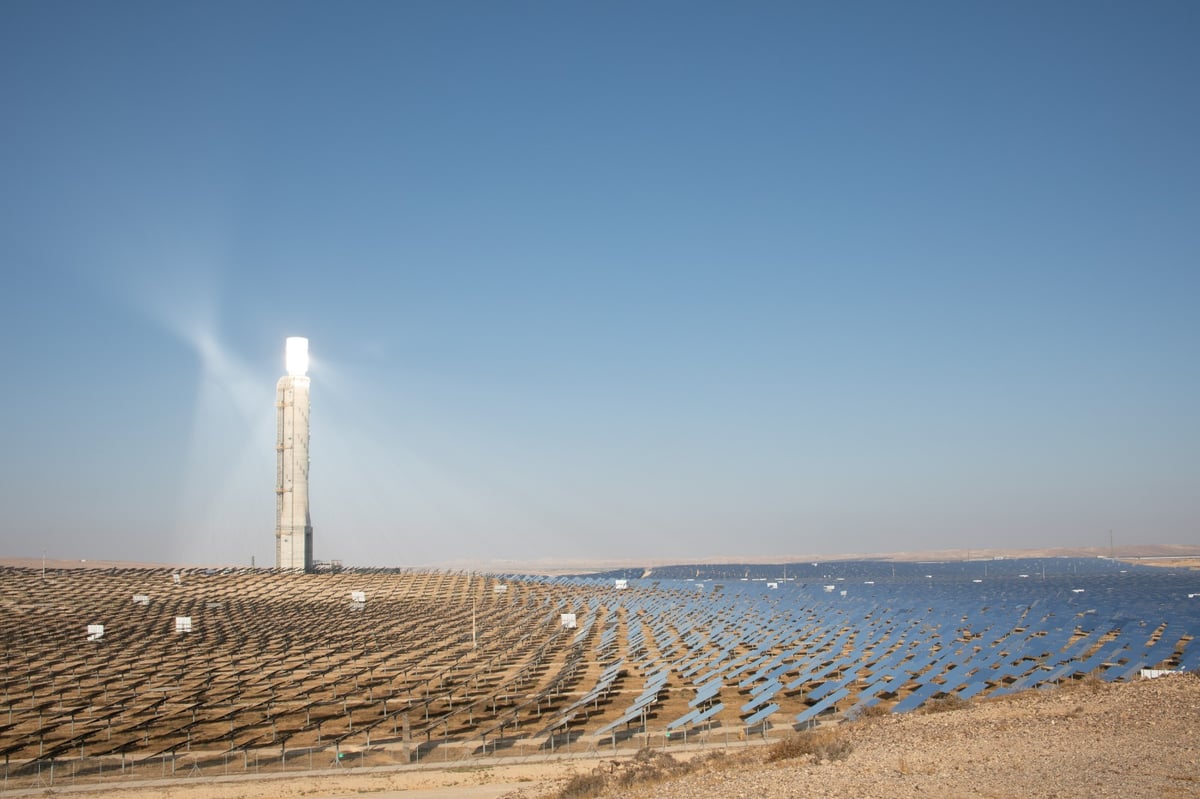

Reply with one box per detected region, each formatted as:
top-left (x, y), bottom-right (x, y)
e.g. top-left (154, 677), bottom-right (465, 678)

top-left (14, 673), bottom-right (1197, 799)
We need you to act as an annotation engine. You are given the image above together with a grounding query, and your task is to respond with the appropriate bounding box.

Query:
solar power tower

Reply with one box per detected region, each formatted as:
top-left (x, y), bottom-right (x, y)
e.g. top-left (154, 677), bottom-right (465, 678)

top-left (275, 337), bottom-right (314, 571)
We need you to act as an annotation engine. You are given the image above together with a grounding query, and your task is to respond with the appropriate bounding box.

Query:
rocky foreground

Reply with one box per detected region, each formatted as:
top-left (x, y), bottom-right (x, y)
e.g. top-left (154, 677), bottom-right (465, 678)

top-left (520, 673), bottom-right (1200, 799)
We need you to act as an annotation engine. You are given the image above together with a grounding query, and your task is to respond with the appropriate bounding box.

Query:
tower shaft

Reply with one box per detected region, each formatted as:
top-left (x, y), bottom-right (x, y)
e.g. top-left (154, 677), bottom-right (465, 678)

top-left (275, 374), bottom-right (313, 571)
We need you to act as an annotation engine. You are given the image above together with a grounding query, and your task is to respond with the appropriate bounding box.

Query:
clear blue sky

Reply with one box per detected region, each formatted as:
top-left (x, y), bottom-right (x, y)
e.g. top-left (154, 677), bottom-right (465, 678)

top-left (1, 1), bottom-right (1196, 567)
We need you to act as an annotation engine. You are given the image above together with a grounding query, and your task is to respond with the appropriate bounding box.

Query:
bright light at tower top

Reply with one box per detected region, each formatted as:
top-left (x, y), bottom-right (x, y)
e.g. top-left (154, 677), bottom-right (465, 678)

top-left (285, 337), bottom-right (309, 377)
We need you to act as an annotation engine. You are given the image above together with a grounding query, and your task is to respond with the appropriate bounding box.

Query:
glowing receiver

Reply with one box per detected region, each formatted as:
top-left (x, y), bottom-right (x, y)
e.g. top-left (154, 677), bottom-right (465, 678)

top-left (286, 337), bottom-right (309, 377)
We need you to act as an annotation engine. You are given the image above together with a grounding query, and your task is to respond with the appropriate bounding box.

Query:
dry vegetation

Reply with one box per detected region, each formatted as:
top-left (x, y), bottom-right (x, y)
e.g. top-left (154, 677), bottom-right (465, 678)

top-left (916, 693), bottom-right (971, 714)
top-left (764, 726), bottom-right (854, 763)
top-left (557, 749), bottom-right (698, 799)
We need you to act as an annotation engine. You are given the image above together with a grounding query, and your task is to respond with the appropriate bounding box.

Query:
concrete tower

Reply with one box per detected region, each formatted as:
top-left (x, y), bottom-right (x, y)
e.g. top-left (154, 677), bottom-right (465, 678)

top-left (276, 337), bottom-right (314, 571)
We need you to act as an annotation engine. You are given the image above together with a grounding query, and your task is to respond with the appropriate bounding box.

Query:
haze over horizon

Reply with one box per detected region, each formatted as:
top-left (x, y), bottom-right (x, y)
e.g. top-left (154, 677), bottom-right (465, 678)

top-left (2, 2), bottom-right (1197, 567)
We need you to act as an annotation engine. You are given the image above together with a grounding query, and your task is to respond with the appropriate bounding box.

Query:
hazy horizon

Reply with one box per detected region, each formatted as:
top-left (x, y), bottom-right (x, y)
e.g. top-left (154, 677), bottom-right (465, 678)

top-left (2, 2), bottom-right (1197, 566)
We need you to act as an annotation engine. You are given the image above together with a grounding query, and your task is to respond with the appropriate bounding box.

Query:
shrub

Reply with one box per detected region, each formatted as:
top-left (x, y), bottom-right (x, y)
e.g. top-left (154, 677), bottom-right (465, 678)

top-left (558, 771), bottom-right (608, 799)
top-left (766, 727), bottom-right (854, 763)
top-left (848, 702), bottom-right (891, 721)
top-left (920, 694), bottom-right (970, 714)
top-left (1072, 672), bottom-right (1108, 692)
top-left (556, 749), bottom-right (691, 798)
top-left (691, 748), bottom-right (757, 773)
